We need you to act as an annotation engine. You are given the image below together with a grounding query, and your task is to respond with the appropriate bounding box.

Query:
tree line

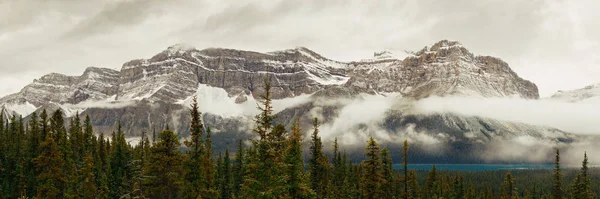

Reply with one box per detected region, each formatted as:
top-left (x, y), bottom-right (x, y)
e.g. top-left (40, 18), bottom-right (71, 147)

top-left (0, 76), bottom-right (597, 199)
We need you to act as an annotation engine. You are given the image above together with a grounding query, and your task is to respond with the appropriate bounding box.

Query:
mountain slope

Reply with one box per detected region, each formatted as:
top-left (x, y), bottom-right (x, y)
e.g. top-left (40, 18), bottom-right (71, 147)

top-left (0, 40), bottom-right (577, 163)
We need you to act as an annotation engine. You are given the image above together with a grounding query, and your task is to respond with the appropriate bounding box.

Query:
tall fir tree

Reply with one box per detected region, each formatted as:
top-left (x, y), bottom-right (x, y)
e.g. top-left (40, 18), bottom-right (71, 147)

top-left (145, 129), bottom-right (185, 199)
top-left (241, 74), bottom-right (287, 198)
top-left (108, 121), bottom-right (133, 198)
top-left (182, 96), bottom-right (206, 199)
top-left (402, 139), bottom-right (409, 199)
top-left (220, 148), bottom-right (233, 199)
top-left (503, 171), bottom-right (516, 199)
top-left (552, 149), bottom-right (563, 199)
top-left (381, 147), bottom-right (395, 199)
top-left (424, 165), bottom-right (437, 198)
top-left (233, 139), bottom-right (245, 198)
top-left (34, 134), bottom-right (66, 199)
top-left (78, 152), bottom-right (97, 199)
top-left (202, 126), bottom-right (218, 198)
top-left (308, 117), bottom-right (329, 198)
top-left (361, 137), bottom-right (383, 199)
top-left (285, 118), bottom-right (314, 199)
top-left (571, 152), bottom-right (594, 199)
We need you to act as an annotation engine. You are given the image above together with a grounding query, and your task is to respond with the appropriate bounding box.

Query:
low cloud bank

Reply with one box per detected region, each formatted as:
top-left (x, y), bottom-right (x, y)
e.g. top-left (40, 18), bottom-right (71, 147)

top-left (413, 96), bottom-right (600, 134)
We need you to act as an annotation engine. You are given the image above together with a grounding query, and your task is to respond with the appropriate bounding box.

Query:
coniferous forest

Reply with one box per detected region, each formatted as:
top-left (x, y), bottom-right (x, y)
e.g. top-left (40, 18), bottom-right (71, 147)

top-left (1, 77), bottom-right (599, 199)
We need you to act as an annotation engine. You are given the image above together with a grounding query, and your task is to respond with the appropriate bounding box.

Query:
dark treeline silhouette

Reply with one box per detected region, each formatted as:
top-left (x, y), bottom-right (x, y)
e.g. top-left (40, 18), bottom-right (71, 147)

top-left (0, 76), bottom-right (597, 199)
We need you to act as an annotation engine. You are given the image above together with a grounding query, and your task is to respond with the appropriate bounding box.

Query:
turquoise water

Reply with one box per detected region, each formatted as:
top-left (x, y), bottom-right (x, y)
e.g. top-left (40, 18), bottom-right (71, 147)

top-left (392, 164), bottom-right (556, 171)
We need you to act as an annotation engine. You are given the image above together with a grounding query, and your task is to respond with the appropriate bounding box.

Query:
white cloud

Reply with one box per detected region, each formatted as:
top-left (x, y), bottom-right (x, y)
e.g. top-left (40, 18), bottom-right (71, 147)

top-left (413, 96), bottom-right (600, 134)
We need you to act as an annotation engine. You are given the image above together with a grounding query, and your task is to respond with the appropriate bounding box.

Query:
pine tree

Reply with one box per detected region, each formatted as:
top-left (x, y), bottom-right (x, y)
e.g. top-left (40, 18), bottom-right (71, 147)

top-left (552, 149), bottom-right (563, 199)
top-left (241, 74), bottom-right (287, 198)
top-left (217, 151), bottom-right (224, 199)
top-left (202, 126), bottom-right (218, 198)
top-left (309, 117), bottom-right (329, 198)
top-left (285, 118), bottom-right (314, 199)
top-left (25, 112), bottom-right (41, 197)
top-left (108, 122), bottom-right (133, 198)
top-left (402, 139), bottom-right (409, 199)
top-left (146, 129), bottom-right (185, 199)
top-left (381, 147), bottom-right (395, 199)
top-left (572, 152), bottom-right (594, 199)
top-left (233, 139), bottom-right (245, 198)
top-left (407, 170), bottom-right (419, 199)
top-left (34, 134), bottom-right (66, 199)
top-left (424, 165), bottom-right (437, 198)
top-left (503, 171), bottom-right (516, 199)
top-left (220, 148), bottom-right (233, 199)
top-left (78, 152), bottom-right (97, 199)
top-left (182, 96), bottom-right (206, 199)
top-left (331, 137), bottom-right (345, 197)
top-left (361, 137), bottom-right (383, 199)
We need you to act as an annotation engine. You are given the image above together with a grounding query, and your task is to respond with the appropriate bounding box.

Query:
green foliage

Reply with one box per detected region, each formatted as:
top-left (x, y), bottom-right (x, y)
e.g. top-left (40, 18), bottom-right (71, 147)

top-left (361, 137), bottom-right (383, 199)
top-left (309, 117), bottom-right (330, 198)
top-left (145, 129), bottom-right (185, 199)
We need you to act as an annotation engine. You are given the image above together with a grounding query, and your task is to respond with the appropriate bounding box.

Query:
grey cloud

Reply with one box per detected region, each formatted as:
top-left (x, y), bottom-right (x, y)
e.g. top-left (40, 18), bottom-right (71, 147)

top-left (61, 0), bottom-right (169, 39)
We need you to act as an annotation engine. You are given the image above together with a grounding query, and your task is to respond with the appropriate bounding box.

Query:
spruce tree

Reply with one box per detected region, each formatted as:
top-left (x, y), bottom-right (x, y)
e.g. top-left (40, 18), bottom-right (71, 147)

top-left (108, 122), bottom-right (133, 198)
top-left (221, 148), bottom-right (233, 199)
top-left (552, 149), bottom-right (563, 199)
top-left (309, 117), bottom-right (329, 198)
top-left (233, 139), bottom-right (245, 198)
top-left (146, 129), bottom-right (185, 199)
top-left (402, 139), bottom-right (409, 199)
top-left (381, 147), bottom-right (395, 199)
top-left (34, 134), bottom-right (66, 199)
top-left (503, 171), bottom-right (516, 199)
top-left (285, 119), bottom-right (314, 199)
top-left (361, 137), bottom-right (383, 199)
top-left (78, 152), bottom-right (97, 199)
top-left (25, 112), bottom-right (40, 197)
top-left (182, 96), bottom-right (206, 199)
top-left (241, 74), bottom-right (287, 198)
top-left (202, 126), bottom-right (218, 198)
top-left (572, 152), bottom-right (594, 199)
top-left (424, 165), bottom-right (437, 198)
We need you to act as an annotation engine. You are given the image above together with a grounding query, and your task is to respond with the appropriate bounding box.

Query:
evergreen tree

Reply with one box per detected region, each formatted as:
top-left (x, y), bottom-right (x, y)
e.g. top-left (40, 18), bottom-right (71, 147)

top-left (78, 152), bottom-right (97, 199)
top-left (202, 126), bottom-right (218, 198)
top-left (108, 122), bottom-right (133, 198)
top-left (424, 165), bottom-right (437, 198)
top-left (182, 96), bottom-right (206, 199)
top-left (402, 140), bottom-right (409, 199)
top-left (34, 135), bottom-right (66, 199)
top-left (146, 129), bottom-right (185, 199)
top-left (25, 112), bottom-right (40, 197)
top-left (407, 170), bottom-right (419, 199)
top-left (381, 147), bottom-right (395, 199)
top-left (503, 171), bottom-right (516, 199)
top-left (220, 148), bottom-right (233, 199)
top-left (241, 74), bottom-right (287, 198)
top-left (331, 137), bottom-right (345, 197)
top-left (217, 151), bottom-right (224, 199)
top-left (309, 117), bottom-right (329, 198)
top-left (552, 149), bottom-right (563, 199)
top-left (361, 137), bottom-right (383, 199)
top-left (285, 119), bottom-right (314, 199)
top-left (572, 152), bottom-right (594, 199)
top-left (233, 139), bottom-right (245, 198)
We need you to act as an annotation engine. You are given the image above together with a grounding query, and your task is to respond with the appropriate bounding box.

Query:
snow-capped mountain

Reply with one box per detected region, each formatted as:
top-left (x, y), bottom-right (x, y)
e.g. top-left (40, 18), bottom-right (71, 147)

top-left (0, 40), bottom-right (580, 163)
top-left (549, 83), bottom-right (600, 103)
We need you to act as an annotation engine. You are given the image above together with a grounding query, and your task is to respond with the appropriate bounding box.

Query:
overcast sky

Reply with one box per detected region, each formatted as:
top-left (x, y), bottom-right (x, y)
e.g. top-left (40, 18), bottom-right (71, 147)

top-left (1, 0), bottom-right (599, 97)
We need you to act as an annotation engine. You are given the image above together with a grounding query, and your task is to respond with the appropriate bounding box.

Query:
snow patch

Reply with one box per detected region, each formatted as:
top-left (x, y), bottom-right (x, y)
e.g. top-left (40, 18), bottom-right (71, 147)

top-left (2, 101), bottom-right (37, 117)
top-left (178, 84), bottom-right (313, 117)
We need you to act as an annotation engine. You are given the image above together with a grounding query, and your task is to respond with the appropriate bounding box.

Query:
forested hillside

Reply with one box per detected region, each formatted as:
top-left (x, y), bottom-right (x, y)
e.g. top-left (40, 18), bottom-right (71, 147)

top-left (0, 76), bottom-right (597, 199)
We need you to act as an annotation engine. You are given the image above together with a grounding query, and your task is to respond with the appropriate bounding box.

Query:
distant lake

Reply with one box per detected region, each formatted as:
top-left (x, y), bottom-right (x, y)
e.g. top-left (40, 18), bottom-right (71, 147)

top-left (392, 164), bottom-right (557, 171)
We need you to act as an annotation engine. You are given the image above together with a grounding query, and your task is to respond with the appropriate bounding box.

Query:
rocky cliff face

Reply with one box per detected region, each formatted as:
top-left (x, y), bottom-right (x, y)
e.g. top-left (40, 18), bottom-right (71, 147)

top-left (0, 40), bottom-right (566, 163)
